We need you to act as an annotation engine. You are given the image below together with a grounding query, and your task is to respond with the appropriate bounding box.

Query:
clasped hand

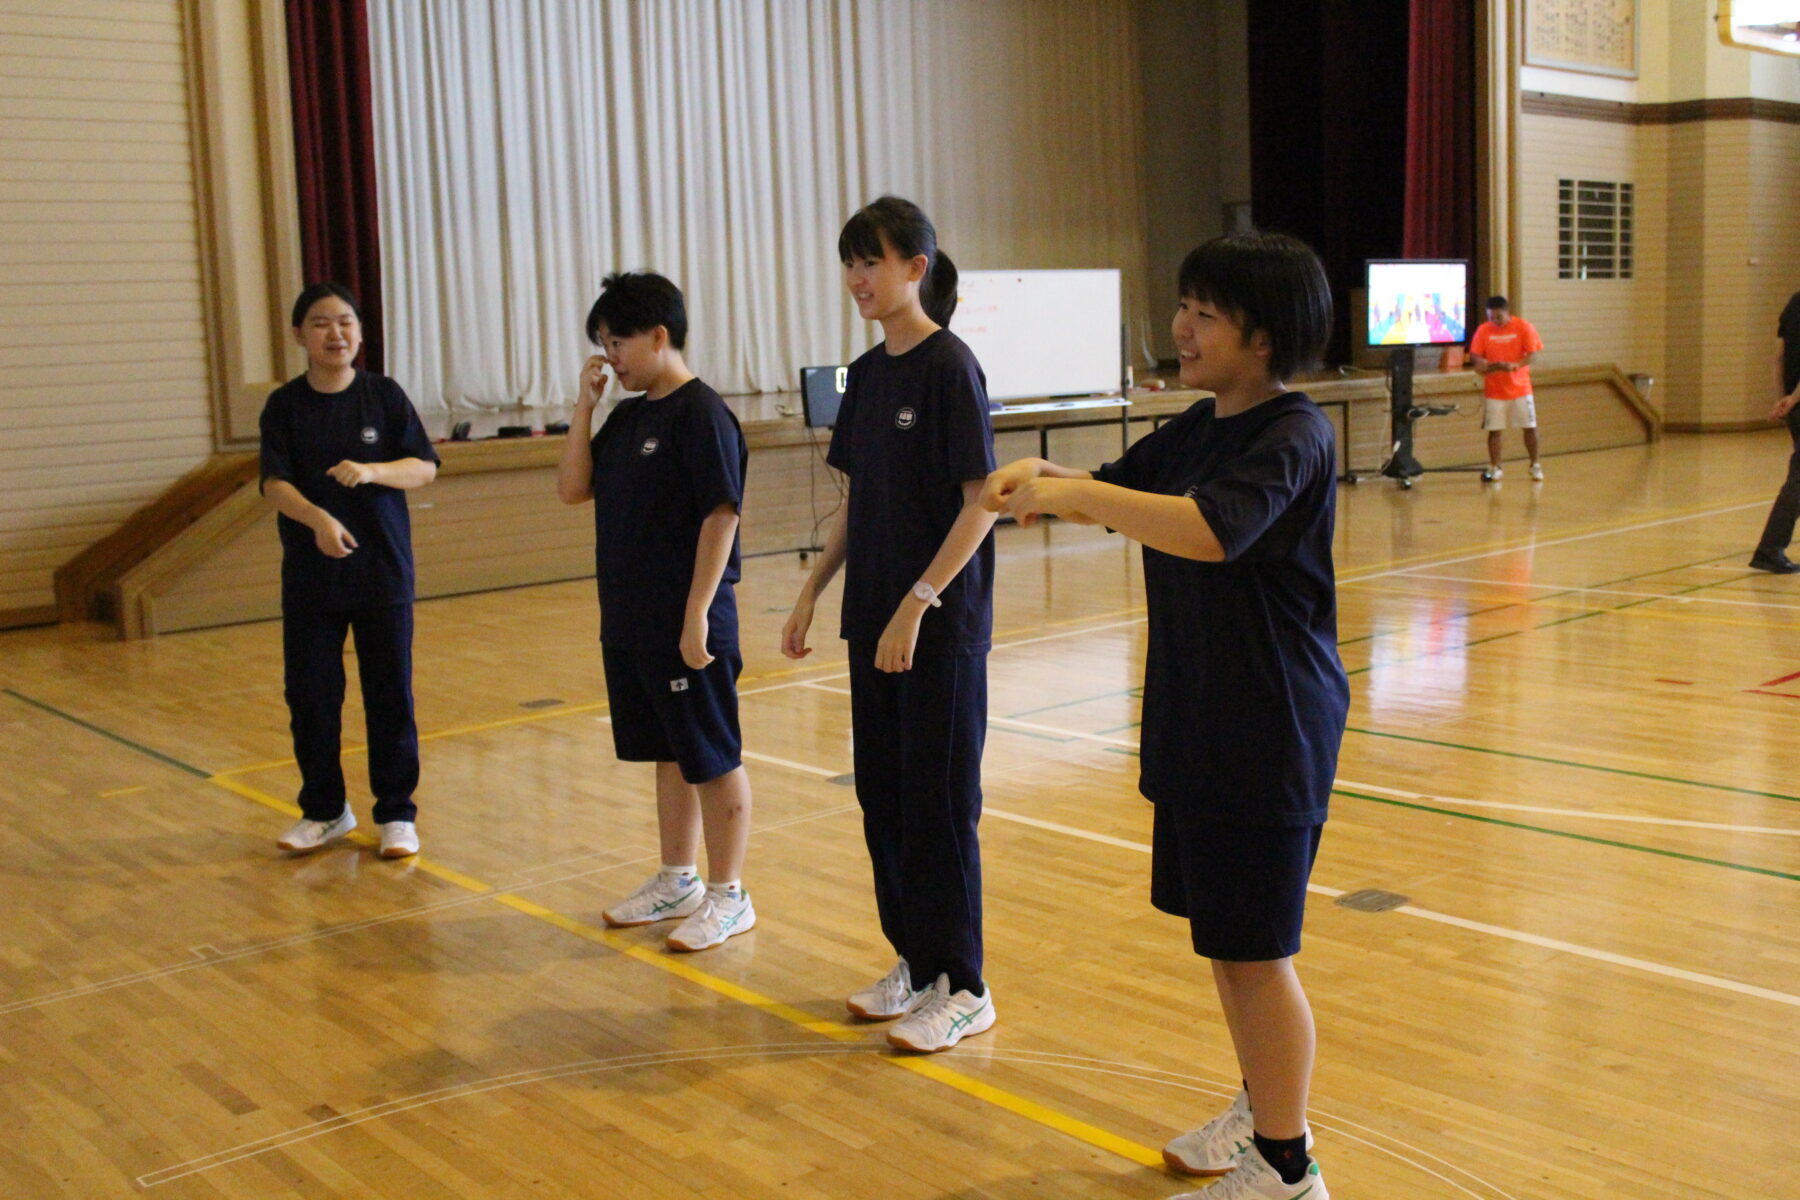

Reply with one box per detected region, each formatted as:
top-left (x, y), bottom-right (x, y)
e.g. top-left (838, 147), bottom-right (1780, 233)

top-left (328, 460), bottom-right (377, 487)
top-left (979, 460), bottom-right (1096, 527)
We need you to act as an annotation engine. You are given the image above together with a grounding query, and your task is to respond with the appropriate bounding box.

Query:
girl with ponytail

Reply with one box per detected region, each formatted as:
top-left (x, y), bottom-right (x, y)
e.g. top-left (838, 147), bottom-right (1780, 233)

top-left (781, 196), bottom-right (999, 1053)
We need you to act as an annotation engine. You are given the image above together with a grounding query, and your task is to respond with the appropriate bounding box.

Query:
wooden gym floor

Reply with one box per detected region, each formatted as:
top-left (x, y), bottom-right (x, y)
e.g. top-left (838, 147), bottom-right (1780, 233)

top-left (2, 429), bottom-right (1796, 1199)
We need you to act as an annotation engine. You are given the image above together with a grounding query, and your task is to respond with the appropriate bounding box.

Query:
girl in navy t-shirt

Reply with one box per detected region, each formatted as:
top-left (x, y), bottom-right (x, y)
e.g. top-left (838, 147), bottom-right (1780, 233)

top-left (984, 233), bottom-right (1345, 1200)
top-left (259, 283), bottom-right (440, 862)
top-left (781, 197), bottom-right (998, 1054)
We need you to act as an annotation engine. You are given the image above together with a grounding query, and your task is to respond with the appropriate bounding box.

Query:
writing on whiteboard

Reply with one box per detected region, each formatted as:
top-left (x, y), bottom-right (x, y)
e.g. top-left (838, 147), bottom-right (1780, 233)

top-left (949, 270), bottom-right (1122, 403)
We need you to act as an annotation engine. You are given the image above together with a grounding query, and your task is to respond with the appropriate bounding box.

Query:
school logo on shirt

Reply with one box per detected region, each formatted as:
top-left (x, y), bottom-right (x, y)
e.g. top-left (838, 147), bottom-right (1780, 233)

top-left (360, 426), bottom-right (378, 445)
top-left (640, 437), bottom-right (661, 456)
top-left (895, 407), bottom-right (917, 430)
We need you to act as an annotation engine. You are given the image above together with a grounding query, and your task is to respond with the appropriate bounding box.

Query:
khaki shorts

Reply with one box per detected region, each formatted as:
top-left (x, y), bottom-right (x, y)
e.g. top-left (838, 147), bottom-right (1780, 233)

top-left (1483, 393), bottom-right (1537, 431)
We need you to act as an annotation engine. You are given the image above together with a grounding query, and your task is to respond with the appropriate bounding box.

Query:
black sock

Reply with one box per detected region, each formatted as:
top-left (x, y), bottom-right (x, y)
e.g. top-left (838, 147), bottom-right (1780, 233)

top-left (1252, 1131), bottom-right (1311, 1186)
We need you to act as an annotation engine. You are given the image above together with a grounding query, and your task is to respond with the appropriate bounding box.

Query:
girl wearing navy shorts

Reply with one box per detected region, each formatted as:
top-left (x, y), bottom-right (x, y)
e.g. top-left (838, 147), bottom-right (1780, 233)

top-left (558, 272), bottom-right (756, 954)
top-left (782, 197), bottom-right (999, 1053)
top-left (985, 233), bottom-right (1346, 1199)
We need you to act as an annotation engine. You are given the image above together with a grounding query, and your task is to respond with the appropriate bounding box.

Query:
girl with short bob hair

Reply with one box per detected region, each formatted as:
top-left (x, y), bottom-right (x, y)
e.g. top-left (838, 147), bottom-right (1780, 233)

top-left (984, 232), bottom-right (1345, 1200)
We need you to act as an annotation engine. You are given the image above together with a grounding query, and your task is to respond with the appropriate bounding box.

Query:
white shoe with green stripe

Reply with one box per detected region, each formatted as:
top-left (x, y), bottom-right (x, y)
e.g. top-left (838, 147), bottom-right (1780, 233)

top-left (666, 887), bottom-right (756, 952)
top-left (1169, 1148), bottom-right (1327, 1199)
top-left (602, 871), bottom-right (703, 927)
top-left (885, 974), bottom-right (995, 1053)
top-left (1164, 1090), bottom-right (1315, 1175)
top-left (847, 958), bottom-right (927, 1020)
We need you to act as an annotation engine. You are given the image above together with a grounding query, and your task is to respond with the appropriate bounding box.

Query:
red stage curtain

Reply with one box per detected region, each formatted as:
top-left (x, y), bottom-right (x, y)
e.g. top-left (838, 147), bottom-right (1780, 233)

top-left (286, 0), bottom-right (383, 372)
top-left (1402, 0), bottom-right (1476, 263)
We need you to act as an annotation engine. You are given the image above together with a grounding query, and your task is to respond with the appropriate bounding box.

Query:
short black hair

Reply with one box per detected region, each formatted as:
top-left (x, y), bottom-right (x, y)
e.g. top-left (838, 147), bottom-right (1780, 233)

top-left (1485, 295), bottom-right (1509, 310)
top-left (291, 282), bottom-right (360, 328)
top-left (1176, 232), bottom-right (1332, 382)
top-left (586, 272), bottom-right (687, 350)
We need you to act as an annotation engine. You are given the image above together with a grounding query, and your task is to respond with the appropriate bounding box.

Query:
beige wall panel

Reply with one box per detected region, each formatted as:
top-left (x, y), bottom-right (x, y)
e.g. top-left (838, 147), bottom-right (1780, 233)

top-left (0, 0), bottom-right (212, 621)
top-left (1696, 124), bottom-right (1759, 425)
top-left (1516, 114), bottom-right (1665, 388)
top-left (1749, 121), bottom-right (1800, 399)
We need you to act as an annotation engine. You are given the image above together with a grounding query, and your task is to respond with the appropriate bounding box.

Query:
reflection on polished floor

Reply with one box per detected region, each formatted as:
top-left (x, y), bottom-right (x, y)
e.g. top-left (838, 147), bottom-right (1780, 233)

top-left (2, 429), bottom-right (1795, 1199)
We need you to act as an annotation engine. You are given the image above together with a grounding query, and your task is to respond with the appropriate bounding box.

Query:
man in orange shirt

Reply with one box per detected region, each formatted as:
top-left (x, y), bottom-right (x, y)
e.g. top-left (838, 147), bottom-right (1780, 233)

top-left (1468, 296), bottom-right (1544, 482)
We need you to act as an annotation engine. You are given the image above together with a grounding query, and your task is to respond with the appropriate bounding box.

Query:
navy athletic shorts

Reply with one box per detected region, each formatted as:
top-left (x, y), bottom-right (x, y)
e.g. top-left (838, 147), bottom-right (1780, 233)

top-left (601, 646), bottom-right (743, 784)
top-left (1150, 802), bottom-right (1323, 961)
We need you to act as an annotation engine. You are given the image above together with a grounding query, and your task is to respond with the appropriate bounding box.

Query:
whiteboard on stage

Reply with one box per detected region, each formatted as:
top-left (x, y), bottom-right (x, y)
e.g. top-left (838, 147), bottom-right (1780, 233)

top-left (948, 269), bottom-right (1121, 402)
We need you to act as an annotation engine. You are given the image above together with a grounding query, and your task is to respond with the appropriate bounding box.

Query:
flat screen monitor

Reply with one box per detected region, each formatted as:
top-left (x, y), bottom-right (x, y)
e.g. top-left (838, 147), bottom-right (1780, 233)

top-left (800, 364), bottom-right (847, 429)
top-left (1366, 259), bottom-right (1469, 347)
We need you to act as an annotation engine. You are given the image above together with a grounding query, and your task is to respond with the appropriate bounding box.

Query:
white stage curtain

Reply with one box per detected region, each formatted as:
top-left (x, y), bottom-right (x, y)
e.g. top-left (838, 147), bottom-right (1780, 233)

top-left (369, 0), bottom-right (1152, 410)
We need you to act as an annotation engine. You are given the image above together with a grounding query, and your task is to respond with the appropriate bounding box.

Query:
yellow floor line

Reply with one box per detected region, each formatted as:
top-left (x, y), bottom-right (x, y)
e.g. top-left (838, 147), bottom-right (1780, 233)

top-left (206, 773), bottom-right (1163, 1170)
top-left (207, 773), bottom-right (492, 894)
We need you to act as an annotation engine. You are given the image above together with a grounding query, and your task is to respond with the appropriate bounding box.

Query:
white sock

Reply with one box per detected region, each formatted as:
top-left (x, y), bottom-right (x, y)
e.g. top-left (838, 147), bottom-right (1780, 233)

top-left (708, 879), bottom-right (742, 897)
top-left (661, 863), bottom-right (697, 880)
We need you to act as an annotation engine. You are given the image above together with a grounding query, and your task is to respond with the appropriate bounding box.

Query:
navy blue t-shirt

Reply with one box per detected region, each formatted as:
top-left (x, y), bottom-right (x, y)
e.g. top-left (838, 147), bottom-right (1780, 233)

top-left (590, 378), bottom-right (747, 655)
top-left (826, 329), bottom-right (996, 653)
top-left (259, 370), bottom-right (440, 614)
top-left (1095, 393), bottom-right (1348, 826)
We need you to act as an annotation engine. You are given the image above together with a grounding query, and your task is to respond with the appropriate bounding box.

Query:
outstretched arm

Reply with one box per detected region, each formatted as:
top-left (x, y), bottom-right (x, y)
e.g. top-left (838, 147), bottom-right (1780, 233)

top-left (1001, 476), bottom-right (1224, 561)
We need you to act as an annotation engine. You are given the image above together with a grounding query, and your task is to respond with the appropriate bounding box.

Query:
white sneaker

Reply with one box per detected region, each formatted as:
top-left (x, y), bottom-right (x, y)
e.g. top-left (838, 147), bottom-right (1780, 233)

top-left (666, 887), bottom-right (756, 952)
top-left (1482, 466), bottom-right (1504, 482)
top-left (1529, 462), bottom-right (1544, 481)
top-left (378, 820), bottom-right (419, 859)
top-left (885, 974), bottom-right (995, 1053)
top-left (847, 959), bottom-right (929, 1020)
top-left (603, 871), bottom-right (704, 928)
top-left (1170, 1147), bottom-right (1327, 1200)
top-left (1164, 1091), bottom-right (1316, 1176)
top-left (277, 808), bottom-right (355, 853)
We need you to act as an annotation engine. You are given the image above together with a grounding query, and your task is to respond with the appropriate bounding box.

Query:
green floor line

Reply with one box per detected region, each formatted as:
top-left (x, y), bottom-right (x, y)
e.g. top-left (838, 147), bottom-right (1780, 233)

top-left (1340, 551), bottom-right (1752, 654)
top-left (1347, 555), bottom-right (1773, 677)
top-left (1006, 687), bottom-right (1140, 720)
top-left (993, 723), bottom-right (1084, 745)
top-left (1333, 787), bottom-right (1800, 882)
top-left (4, 688), bottom-right (210, 779)
top-left (1345, 726), bottom-right (1800, 805)
top-left (1340, 601), bottom-right (1524, 649)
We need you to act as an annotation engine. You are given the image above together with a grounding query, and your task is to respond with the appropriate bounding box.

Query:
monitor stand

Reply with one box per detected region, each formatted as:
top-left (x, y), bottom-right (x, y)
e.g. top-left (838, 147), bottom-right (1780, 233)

top-left (1379, 347), bottom-right (1478, 489)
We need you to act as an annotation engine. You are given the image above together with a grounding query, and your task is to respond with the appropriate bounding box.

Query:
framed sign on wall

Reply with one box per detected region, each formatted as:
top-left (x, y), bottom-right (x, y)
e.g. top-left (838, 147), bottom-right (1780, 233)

top-left (1525, 0), bottom-right (1639, 78)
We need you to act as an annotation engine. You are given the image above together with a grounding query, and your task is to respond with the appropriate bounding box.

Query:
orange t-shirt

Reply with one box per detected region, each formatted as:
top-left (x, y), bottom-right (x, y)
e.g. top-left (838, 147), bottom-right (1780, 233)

top-left (1469, 317), bottom-right (1543, 400)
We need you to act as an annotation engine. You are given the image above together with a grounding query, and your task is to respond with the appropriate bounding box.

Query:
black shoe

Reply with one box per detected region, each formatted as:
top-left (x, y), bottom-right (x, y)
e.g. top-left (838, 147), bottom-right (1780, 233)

top-left (1748, 553), bottom-right (1800, 574)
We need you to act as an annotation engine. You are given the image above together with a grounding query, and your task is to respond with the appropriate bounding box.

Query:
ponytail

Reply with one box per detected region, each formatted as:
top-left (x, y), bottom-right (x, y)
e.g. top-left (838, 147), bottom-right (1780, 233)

top-left (921, 250), bottom-right (958, 327)
top-left (838, 195), bottom-right (958, 326)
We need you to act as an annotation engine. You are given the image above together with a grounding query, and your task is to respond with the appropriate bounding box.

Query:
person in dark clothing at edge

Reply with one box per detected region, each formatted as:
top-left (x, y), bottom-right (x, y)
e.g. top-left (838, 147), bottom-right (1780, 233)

top-left (1749, 289), bottom-right (1800, 573)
